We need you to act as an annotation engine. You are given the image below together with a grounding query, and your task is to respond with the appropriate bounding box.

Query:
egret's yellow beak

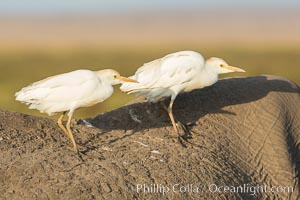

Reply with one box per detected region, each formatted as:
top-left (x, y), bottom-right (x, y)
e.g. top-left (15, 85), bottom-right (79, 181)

top-left (115, 76), bottom-right (138, 83)
top-left (223, 65), bottom-right (246, 72)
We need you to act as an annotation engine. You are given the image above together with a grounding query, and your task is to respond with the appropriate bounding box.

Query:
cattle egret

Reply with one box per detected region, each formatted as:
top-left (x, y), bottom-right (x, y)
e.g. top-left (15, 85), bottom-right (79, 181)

top-left (15, 69), bottom-right (137, 153)
top-left (120, 51), bottom-right (246, 136)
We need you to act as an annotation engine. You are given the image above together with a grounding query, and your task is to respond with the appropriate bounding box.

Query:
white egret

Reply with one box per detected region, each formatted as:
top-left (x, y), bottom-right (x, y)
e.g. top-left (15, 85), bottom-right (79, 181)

top-left (15, 69), bottom-right (137, 153)
top-left (120, 51), bottom-right (246, 135)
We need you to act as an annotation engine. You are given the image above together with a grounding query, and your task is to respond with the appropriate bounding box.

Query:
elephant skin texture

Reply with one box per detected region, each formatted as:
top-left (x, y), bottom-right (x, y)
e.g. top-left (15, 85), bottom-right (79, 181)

top-left (0, 75), bottom-right (299, 199)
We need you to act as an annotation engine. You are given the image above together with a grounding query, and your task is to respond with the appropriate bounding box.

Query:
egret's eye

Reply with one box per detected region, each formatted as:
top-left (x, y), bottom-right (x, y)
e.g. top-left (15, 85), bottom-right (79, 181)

top-left (220, 64), bottom-right (224, 67)
top-left (113, 75), bottom-right (117, 78)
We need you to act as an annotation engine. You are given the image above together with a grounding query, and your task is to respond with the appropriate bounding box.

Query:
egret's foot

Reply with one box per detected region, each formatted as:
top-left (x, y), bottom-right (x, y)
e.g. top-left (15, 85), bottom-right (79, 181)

top-left (77, 151), bottom-right (84, 162)
top-left (73, 148), bottom-right (85, 161)
top-left (177, 135), bottom-right (188, 148)
top-left (177, 121), bottom-right (193, 141)
top-left (175, 121), bottom-right (193, 148)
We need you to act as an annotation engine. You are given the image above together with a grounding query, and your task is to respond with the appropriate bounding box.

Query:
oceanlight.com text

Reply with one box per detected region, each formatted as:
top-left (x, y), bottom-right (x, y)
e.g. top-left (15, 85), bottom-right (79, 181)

top-left (135, 183), bottom-right (294, 196)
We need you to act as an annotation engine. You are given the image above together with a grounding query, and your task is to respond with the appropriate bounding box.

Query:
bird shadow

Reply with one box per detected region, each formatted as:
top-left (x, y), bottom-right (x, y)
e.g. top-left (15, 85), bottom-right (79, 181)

top-left (82, 75), bottom-right (299, 136)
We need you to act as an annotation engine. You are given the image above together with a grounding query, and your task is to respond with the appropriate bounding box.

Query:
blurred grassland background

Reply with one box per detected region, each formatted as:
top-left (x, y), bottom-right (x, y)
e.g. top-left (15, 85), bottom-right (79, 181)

top-left (0, 1), bottom-right (300, 119)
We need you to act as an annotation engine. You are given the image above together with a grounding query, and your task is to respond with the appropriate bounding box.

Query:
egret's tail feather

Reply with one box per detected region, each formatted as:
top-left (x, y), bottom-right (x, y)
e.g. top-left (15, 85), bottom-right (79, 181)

top-left (15, 86), bottom-right (49, 103)
top-left (120, 82), bottom-right (161, 94)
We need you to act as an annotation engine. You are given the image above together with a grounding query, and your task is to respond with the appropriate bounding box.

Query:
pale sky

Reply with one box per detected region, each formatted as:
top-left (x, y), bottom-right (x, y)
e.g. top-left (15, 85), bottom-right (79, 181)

top-left (0, 0), bottom-right (299, 14)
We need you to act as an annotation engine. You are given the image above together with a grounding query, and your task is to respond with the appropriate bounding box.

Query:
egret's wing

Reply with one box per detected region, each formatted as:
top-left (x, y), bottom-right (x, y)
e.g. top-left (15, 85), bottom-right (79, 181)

top-left (149, 52), bottom-right (205, 88)
top-left (28, 70), bottom-right (99, 89)
top-left (121, 51), bottom-right (205, 93)
top-left (135, 58), bottom-right (162, 75)
top-left (15, 70), bottom-right (100, 103)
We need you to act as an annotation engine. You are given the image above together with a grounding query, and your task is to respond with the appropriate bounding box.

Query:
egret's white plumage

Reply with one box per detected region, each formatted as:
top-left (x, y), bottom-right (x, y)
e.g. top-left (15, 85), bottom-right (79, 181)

top-left (16, 69), bottom-right (137, 153)
top-left (121, 50), bottom-right (245, 134)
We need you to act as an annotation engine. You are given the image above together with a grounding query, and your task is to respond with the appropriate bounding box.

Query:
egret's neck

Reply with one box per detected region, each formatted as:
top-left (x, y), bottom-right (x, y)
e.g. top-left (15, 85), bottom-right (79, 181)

top-left (204, 62), bottom-right (219, 74)
top-left (182, 64), bottom-right (218, 93)
top-left (96, 74), bottom-right (115, 86)
top-left (202, 63), bottom-right (219, 86)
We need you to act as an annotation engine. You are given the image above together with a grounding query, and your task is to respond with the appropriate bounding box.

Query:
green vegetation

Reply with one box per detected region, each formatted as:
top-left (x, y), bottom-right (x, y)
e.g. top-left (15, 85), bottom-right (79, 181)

top-left (1, 46), bottom-right (299, 119)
